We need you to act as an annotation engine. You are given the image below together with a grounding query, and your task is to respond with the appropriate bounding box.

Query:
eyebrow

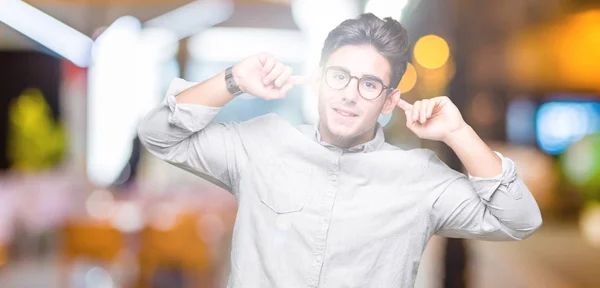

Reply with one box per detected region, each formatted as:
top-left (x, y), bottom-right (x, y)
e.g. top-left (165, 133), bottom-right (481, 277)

top-left (328, 66), bottom-right (385, 83)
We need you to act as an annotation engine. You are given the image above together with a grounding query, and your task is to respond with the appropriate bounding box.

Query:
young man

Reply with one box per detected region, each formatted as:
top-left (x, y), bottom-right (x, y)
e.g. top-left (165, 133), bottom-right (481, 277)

top-left (138, 13), bottom-right (542, 288)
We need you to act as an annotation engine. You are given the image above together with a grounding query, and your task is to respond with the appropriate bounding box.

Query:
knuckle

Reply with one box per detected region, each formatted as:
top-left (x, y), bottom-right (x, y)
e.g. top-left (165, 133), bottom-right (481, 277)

top-left (259, 53), bottom-right (273, 63)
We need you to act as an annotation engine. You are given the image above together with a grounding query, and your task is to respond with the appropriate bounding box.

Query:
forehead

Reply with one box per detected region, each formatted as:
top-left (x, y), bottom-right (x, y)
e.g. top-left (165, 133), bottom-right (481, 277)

top-left (325, 45), bottom-right (392, 83)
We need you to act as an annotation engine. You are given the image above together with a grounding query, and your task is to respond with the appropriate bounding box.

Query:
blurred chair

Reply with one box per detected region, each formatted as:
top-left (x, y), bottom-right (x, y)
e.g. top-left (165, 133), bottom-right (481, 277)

top-left (136, 212), bottom-right (212, 288)
top-left (59, 220), bottom-right (125, 287)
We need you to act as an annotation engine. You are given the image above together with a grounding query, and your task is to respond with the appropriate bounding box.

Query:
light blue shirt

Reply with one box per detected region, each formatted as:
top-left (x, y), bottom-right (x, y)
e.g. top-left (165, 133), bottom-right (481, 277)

top-left (137, 78), bottom-right (542, 288)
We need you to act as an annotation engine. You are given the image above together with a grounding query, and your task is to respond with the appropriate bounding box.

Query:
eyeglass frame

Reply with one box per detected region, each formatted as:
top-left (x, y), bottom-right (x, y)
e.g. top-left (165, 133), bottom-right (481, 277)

top-left (322, 66), bottom-right (394, 100)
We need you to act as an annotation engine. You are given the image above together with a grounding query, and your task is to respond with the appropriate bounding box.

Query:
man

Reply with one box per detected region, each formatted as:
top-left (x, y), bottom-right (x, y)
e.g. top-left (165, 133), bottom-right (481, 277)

top-left (137, 13), bottom-right (542, 288)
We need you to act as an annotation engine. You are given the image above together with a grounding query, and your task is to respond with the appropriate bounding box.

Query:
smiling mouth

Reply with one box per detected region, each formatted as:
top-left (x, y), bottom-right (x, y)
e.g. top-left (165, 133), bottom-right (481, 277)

top-left (333, 108), bottom-right (358, 117)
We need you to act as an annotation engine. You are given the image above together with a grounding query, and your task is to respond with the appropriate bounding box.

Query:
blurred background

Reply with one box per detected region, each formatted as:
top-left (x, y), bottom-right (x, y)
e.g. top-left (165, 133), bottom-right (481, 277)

top-left (0, 0), bottom-right (599, 287)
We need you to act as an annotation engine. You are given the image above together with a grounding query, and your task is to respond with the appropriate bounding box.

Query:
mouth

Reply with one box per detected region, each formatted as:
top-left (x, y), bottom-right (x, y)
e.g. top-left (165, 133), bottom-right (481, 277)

top-left (333, 108), bottom-right (358, 118)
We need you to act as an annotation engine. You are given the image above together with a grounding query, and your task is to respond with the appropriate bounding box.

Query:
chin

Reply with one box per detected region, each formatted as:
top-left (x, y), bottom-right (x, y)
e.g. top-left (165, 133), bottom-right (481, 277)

top-left (326, 120), bottom-right (359, 140)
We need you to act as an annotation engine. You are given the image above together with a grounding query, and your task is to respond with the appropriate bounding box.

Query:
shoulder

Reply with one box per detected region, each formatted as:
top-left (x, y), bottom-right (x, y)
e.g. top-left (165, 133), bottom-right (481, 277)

top-left (380, 142), bottom-right (437, 163)
top-left (373, 143), bottom-right (436, 179)
top-left (417, 149), bottom-right (470, 196)
top-left (379, 143), bottom-right (465, 180)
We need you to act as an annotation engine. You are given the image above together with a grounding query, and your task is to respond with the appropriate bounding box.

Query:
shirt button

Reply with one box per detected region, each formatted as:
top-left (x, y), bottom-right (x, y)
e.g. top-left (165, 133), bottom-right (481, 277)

top-left (322, 218), bottom-right (328, 224)
top-left (329, 175), bottom-right (337, 181)
top-left (316, 257), bottom-right (322, 263)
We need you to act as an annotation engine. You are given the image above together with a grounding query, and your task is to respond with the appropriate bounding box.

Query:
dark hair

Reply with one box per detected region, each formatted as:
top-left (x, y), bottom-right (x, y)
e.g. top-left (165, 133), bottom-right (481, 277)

top-left (320, 13), bottom-right (410, 89)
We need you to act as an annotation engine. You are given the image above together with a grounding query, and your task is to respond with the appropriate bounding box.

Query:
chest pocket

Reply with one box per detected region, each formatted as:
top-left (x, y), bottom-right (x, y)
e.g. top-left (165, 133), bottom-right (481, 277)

top-left (256, 157), bottom-right (312, 214)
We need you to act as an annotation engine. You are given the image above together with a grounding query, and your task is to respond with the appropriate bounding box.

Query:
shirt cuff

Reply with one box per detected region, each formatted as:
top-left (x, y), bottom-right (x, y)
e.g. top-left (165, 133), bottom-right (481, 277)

top-left (165, 77), bottom-right (222, 132)
top-left (467, 151), bottom-right (520, 201)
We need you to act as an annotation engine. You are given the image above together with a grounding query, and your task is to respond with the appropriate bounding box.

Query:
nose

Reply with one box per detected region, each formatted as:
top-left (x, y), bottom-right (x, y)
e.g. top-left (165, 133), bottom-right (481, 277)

top-left (341, 77), bottom-right (360, 103)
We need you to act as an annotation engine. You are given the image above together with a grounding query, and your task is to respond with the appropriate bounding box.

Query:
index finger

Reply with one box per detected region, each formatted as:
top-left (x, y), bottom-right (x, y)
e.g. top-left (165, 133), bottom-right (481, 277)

top-left (396, 98), bottom-right (413, 111)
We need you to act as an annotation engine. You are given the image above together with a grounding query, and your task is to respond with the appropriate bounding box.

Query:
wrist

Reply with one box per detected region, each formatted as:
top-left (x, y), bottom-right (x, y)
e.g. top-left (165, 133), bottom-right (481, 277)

top-left (226, 66), bottom-right (244, 96)
top-left (231, 64), bottom-right (246, 93)
top-left (442, 123), bottom-right (472, 147)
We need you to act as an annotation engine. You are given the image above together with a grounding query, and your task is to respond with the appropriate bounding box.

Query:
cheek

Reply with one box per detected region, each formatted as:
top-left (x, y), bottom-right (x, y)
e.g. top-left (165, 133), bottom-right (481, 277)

top-left (354, 104), bottom-right (384, 128)
top-left (318, 89), bottom-right (337, 108)
top-left (317, 90), bottom-right (329, 108)
top-left (363, 110), bottom-right (381, 124)
top-left (361, 100), bottom-right (386, 117)
top-left (317, 93), bottom-right (334, 120)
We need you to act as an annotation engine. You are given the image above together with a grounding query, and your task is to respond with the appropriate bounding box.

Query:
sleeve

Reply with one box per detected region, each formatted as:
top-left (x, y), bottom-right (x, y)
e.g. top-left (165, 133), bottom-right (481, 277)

top-left (427, 151), bottom-right (543, 241)
top-left (136, 78), bottom-right (249, 196)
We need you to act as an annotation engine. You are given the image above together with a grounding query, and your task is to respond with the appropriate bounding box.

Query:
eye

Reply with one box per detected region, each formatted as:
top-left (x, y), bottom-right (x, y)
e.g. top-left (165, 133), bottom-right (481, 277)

top-left (334, 74), bottom-right (346, 81)
top-left (361, 80), bottom-right (379, 90)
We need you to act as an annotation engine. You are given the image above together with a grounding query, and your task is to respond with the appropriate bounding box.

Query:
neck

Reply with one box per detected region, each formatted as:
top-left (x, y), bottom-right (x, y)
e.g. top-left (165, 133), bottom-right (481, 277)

top-left (318, 122), bottom-right (376, 149)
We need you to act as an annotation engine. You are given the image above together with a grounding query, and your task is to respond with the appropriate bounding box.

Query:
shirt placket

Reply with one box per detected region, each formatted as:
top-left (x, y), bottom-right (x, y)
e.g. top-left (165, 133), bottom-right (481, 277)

top-left (307, 151), bottom-right (341, 288)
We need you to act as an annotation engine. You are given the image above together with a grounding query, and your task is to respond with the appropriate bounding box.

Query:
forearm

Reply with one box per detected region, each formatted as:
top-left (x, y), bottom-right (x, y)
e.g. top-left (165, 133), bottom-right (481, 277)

top-left (176, 71), bottom-right (236, 107)
top-left (442, 125), bottom-right (502, 178)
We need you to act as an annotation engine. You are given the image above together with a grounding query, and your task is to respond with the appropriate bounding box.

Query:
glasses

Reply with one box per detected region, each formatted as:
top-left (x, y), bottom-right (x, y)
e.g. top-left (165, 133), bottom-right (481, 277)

top-left (323, 66), bottom-right (393, 100)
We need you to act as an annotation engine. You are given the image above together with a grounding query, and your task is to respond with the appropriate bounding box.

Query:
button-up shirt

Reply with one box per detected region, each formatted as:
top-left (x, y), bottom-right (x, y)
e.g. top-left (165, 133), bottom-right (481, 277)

top-left (137, 78), bottom-right (542, 288)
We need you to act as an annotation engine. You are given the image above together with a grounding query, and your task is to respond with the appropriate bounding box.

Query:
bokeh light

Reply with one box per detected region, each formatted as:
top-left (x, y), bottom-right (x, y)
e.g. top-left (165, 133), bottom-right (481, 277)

top-left (555, 10), bottom-right (600, 91)
top-left (110, 202), bottom-right (143, 233)
top-left (149, 202), bottom-right (180, 231)
top-left (413, 56), bottom-right (454, 98)
top-left (506, 98), bottom-right (538, 145)
top-left (413, 35), bottom-right (450, 70)
top-left (506, 9), bottom-right (600, 92)
top-left (561, 133), bottom-right (600, 197)
top-left (84, 266), bottom-right (115, 288)
top-left (86, 189), bottom-right (116, 220)
top-left (579, 202), bottom-right (600, 249)
top-left (536, 101), bottom-right (600, 155)
top-left (398, 62), bottom-right (417, 93)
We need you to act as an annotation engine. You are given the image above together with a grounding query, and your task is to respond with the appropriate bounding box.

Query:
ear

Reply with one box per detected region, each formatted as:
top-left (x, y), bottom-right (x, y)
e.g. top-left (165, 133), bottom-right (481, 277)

top-left (381, 89), bottom-right (401, 115)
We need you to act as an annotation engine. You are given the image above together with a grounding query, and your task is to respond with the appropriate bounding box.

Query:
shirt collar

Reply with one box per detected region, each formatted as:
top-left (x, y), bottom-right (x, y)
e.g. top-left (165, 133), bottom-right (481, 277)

top-left (313, 121), bottom-right (385, 153)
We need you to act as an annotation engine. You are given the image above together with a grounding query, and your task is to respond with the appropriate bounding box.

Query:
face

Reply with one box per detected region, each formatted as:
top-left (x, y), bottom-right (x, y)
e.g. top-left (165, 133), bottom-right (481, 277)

top-left (316, 45), bottom-right (401, 148)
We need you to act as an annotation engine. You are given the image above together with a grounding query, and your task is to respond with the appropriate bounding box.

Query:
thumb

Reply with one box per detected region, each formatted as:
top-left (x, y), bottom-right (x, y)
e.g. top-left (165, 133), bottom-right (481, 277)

top-left (397, 98), bottom-right (413, 111)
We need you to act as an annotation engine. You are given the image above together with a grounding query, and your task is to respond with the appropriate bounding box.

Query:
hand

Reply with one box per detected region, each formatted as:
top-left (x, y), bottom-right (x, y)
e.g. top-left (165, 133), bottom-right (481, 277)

top-left (232, 53), bottom-right (308, 100)
top-left (396, 96), bottom-right (468, 142)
